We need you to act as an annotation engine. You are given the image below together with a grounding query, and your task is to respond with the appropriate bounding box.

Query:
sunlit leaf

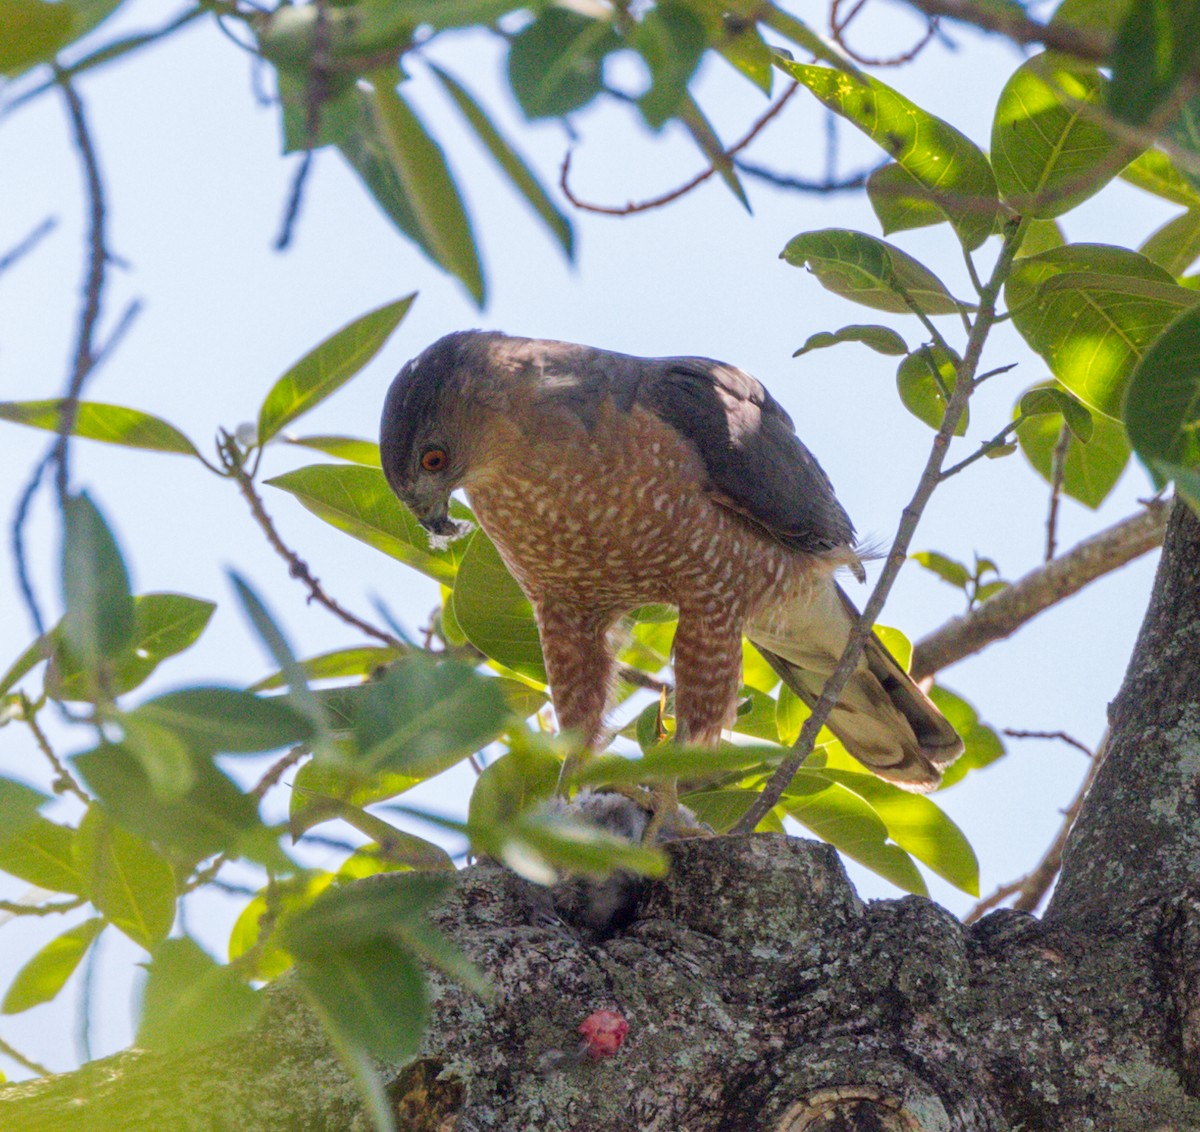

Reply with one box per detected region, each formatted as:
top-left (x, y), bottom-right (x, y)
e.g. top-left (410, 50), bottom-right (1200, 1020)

top-left (228, 872), bottom-right (334, 980)
top-left (1018, 384), bottom-right (1095, 442)
top-left (1140, 210), bottom-right (1200, 277)
top-left (0, 0), bottom-right (73, 76)
top-left (2, 918), bottom-right (104, 1014)
top-left (931, 685), bottom-right (1005, 789)
top-left (258, 296), bottom-right (414, 444)
top-left (1121, 147), bottom-right (1200, 208)
top-left (911, 551), bottom-right (971, 590)
top-left (866, 162), bottom-right (947, 237)
top-left (282, 435), bottom-right (382, 467)
top-left (251, 645), bottom-right (403, 691)
top-left (0, 400), bottom-right (199, 456)
top-left (0, 778), bottom-right (47, 846)
top-left (0, 816), bottom-right (83, 894)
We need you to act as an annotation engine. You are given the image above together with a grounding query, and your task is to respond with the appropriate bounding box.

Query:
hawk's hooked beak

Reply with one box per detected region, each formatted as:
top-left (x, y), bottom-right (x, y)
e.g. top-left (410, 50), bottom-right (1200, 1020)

top-left (412, 498), bottom-right (475, 546)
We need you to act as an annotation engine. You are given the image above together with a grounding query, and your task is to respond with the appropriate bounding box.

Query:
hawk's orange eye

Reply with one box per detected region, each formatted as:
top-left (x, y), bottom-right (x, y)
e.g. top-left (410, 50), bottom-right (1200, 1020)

top-left (421, 448), bottom-right (447, 472)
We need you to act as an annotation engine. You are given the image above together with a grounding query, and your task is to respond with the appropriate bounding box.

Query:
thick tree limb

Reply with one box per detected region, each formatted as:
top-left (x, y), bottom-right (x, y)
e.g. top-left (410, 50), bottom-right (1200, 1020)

top-left (911, 501), bottom-right (1170, 679)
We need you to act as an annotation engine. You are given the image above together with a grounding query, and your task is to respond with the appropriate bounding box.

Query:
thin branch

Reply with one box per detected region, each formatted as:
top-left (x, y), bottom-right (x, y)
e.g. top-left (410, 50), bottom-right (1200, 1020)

top-left (831, 0), bottom-right (939, 67)
top-left (911, 501), bottom-right (1171, 679)
top-left (0, 896), bottom-right (86, 916)
top-left (963, 730), bottom-right (1104, 923)
top-left (0, 1036), bottom-right (51, 1079)
top-left (1045, 420), bottom-right (1070, 562)
top-left (733, 215), bottom-right (1031, 835)
top-left (274, 150), bottom-right (315, 250)
top-left (733, 159), bottom-right (875, 193)
top-left (901, 0), bottom-right (1110, 60)
top-left (1002, 728), bottom-right (1094, 760)
top-left (0, 217), bottom-right (57, 276)
top-left (221, 438), bottom-right (402, 648)
top-left (25, 705), bottom-right (90, 804)
top-left (939, 412), bottom-right (1025, 480)
top-left (559, 81), bottom-right (801, 216)
top-left (251, 744), bottom-right (308, 801)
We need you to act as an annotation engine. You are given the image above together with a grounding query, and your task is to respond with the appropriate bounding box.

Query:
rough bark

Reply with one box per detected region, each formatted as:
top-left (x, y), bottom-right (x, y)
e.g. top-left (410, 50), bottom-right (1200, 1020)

top-left (2, 504), bottom-right (1198, 1131)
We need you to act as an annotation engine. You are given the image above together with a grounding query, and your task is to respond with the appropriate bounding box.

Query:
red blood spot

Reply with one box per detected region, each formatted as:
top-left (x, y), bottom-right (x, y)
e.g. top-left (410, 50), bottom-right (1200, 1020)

top-left (577, 1009), bottom-right (629, 1060)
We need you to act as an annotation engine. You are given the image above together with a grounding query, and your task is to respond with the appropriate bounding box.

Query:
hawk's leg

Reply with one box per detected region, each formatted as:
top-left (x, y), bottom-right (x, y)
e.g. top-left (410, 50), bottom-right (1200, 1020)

top-left (672, 607), bottom-right (746, 747)
top-left (534, 597), bottom-right (615, 790)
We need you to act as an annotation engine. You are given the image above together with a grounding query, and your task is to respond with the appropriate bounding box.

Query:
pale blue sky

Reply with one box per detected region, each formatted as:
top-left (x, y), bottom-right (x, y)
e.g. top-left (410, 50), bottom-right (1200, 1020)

top-left (0, 0), bottom-right (1169, 1074)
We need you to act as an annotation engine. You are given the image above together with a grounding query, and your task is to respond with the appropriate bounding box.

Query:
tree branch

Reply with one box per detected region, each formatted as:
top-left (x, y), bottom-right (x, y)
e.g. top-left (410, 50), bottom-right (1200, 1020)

top-left (901, 0), bottom-right (1110, 60)
top-left (911, 501), bottom-right (1170, 679)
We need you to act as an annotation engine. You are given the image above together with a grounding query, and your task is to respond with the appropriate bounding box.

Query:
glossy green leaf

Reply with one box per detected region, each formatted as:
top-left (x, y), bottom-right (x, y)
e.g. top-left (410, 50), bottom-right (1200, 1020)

top-left (61, 492), bottom-right (135, 682)
top-left (0, 816), bottom-right (83, 894)
top-left (783, 772), bottom-right (928, 895)
top-left (258, 297), bottom-right (414, 444)
top-left (0, 400), bottom-right (199, 456)
top-left (0, 778), bottom-right (48, 849)
top-left (74, 744), bottom-right (266, 864)
top-left (137, 937), bottom-right (262, 1052)
top-left (1108, 0), bottom-right (1200, 126)
top-left (873, 625), bottom-right (913, 674)
top-left (782, 229), bottom-right (964, 315)
top-left (867, 161), bottom-right (954, 237)
top-left (1124, 302), bottom-right (1200, 483)
top-left (2, 918), bottom-right (105, 1014)
top-left (252, 646), bottom-right (404, 691)
top-left (130, 686), bottom-right (314, 754)
top-left (351, 655), bottom-right (508, 778)
top-left (367, 77), bottom-right (484, 305)
top-left (1141, 210), bottom-right (1200, 277)
top-left (507, 7), bottom-right (621, 120)
top-left (633, 1), bottom-right (708, 130)
top-left (78, 807), bottom-right (176, 950)
top-left (896, 346), bottom-right (969, 435)
top-left (451, 529), bottom-right (546, 681)
top-left (1016, 386), bottom-right (1130, 508)
top-left (1018, 383), bottom-right (1095, 441)
top-left (931, 685), bottom-right (1005, 789)
top-left (282, 435), bottom-right (382, 467)
top-left (1121, 148), bottom-right (1200, 208)
top-left (431, 65), bottom-right (573, 258)
top-left (822, 769), bottom-right (979, 894)
top-left (780, 61), bottom-right (998, 249)
top-left (265, 464), bottom-right (469, 582)
top-left (793, 324), bottom-right (908, 358)
top-left (991, 52), bottom-right (1132, 218)
top-left (0, 0), bottom-right (73, 75)
top-left (911, 551), bottom-right (971, 589)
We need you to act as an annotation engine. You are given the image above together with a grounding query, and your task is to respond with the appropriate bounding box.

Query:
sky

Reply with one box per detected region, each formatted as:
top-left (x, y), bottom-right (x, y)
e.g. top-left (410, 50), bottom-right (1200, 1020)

top-left (0, 0), bottom-right (1173, 1077)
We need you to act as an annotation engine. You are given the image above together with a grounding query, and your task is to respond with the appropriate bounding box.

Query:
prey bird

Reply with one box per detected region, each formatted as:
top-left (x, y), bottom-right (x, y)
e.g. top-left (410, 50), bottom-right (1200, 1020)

top-left (380, 331), bottom-right (962, 790)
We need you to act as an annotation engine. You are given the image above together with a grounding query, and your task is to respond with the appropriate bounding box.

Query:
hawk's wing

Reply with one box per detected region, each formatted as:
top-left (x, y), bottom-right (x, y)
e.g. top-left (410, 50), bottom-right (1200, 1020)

top-left (638, 357), bottom-right (857, 557)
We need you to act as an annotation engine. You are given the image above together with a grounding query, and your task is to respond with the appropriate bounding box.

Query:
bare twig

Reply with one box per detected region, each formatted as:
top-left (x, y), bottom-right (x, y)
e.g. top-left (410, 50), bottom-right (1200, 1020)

top-left (0, 1036), bottom-right (52, 1078)
top-left (0, 217), bottom-right (56, 276)
top-left (733, 214), bottom-right (1031, 835)
top-left (911, 501), bottom-right (1171, 679)
top-left (1002, 728), bottom-right (1094, 759)
top-left (559, 82), bottom-right (800, 216)
top-left (251, 744), bottom-right (308, 800)
top-left (25, 707), bottom-right (90, 804)
top-left (939, 412), bottom-right (1025, 480)
top-left (734, 159), bottom-right (875, 193)
top-left (275, 151), bottom-right (315, 250)
top-left (1046, 420), bottom-right (1071, 562)
top-left (0, 896), bottom-right (86, 916)
top-left (222, 438), bottom-right (402, 648)
top-left (964, 730), bottom-right (1105, 923)
top-left (902, 0), bottom-right (1110, 60)
top-left (831, 0), bottom-right (939, 67)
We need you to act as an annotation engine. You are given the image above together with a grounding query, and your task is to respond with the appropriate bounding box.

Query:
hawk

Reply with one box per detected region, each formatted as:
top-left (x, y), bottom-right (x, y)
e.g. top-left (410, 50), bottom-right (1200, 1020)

top-left (380, 331), bottom-right (962, 790)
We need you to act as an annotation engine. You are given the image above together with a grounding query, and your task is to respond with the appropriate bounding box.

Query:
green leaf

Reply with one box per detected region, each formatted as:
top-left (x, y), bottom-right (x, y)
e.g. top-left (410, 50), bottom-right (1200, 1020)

top-left (821, 770), bottom-right (979, 895)
top-left (117, 713), bottom-right (196, 800)
top-left (282, 435), bottom-right (382, 467)
top-left (633, 1), bottom-right (708, 130)
top-left (137, 937), bottom-right (262, 1052)
top-left (61, 492), bottom-right (135, 684)
top-left (783, 772), bottom-right (928, 895)
top-left (251, 646), bottom-right (404, 691)
top-left (896, 346), bottom-right (969, 435)
top-left (1016, 218), bottom-right (1067, 259)
top-left (715, 18), bottom-right (773, 94)
top-left (1018, 383), bottom-right (1095, 441)
top-left (872, 625), bottom-right (913, 674)
top-left (228, 873), bottom-right (334, 980)
top-left (0, 816), bottom-right (84, 894)
top-left (265, 464), bottom-right (468, 583)
top-left (0, 0), bottom-right (73, 75)
top-left (0, 778), bottom-right (49, 851)
top-left (451, 530), bottom-right (546, 681)
top-left (991, 52), bottom-right (1133, 218)
top-left (298, 793), bottom-right (456, 872)
top-left (431, 65), bottom-right (573, 259)
top-left (130, 687), bottom-right (314, 754)
top-left (1051, 0), bottom-right (1135, 35)
top-left (1016, 383), bottom-right (1130, 508)
top-left (366, 77), bottom-right (484, 305)
top-left (351, 654), bottom-right (509, 778)
top-left (1121, 147), bottom-right (1200, 208)
top-left (575, 743), bottom-right (783, 789)
top-left (677, 94), bottom-right (749, 208)
top-left (467, 739), bottom-right (560, 831)
top-left (290, 758), bottom-right (424, 830)
top-left (74, 744), bottom-right (267, 864)
top-left (793, 324), bottom-right (908, 358)
top-left (1141, 210), bottom-right (1200, 277)
top-left (78, 807), bottom-right (176, 950)
top-left (2, 918), bottom-right (105, 1014)
top-left (728, 686), bottom-right (782, 743)
top-left (911, 551), bottom-right (971, 590)
top-left (258, 297), bottom-right (414, 444)
top-left (50, 592), bottom-right (216, 703)
top-left (507, 7), bottom-right (621, 120)
top-left (782, 229), bottom-right (964, 315)
top-left (0, 400), bottom-right (199, 456)
top-left (867, 161), bottom-right (955, 237)
top-left (930, 685), bottom-right (1005, 789)
top-left (1007, 245), bottom-right (1199, 417)
top-left (1124, 302), bottom-right (1200, 483)
top-left (1108, 0), bottom-right (1200, 127)
top-left (780, 61), bottom-right (999, 250)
